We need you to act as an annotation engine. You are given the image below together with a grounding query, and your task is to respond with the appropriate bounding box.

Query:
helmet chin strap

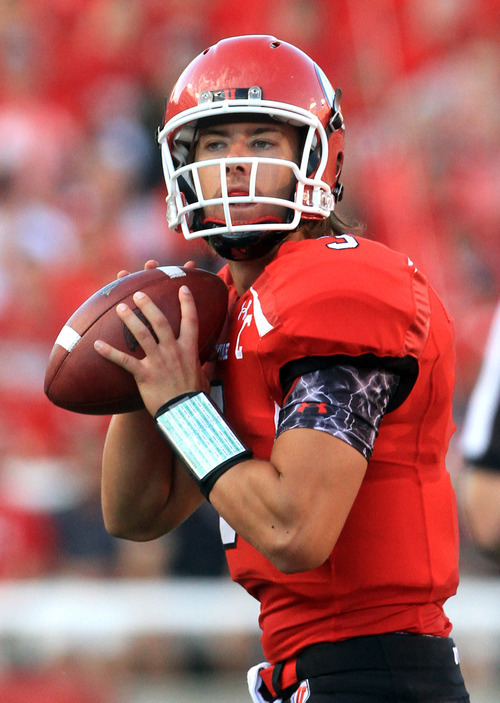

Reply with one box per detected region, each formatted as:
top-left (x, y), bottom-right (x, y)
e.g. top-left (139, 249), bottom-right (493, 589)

top-left (201, 216), bottom-right (295, 261)
top-left (208, 229), bottom-right (291, 261)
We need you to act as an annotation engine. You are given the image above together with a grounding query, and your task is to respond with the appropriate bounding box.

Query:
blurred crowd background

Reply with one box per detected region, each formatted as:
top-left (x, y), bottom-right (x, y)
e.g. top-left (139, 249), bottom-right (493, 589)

top-left (0, 0), bottom-right (499, 700)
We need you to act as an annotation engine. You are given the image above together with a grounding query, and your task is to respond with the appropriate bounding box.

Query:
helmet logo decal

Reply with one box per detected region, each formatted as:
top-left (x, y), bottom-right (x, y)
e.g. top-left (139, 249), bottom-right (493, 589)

top-left (315, 64), bottom-right (335, 107)
top-left (315, 65), bottom-right (344, 131)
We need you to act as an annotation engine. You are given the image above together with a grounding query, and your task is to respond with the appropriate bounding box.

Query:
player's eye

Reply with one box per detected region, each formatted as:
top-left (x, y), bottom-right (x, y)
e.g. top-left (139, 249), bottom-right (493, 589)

top-left (203, 139), bottom-right (227, 152)
top-left (251, 138), bottom-right (274, 150)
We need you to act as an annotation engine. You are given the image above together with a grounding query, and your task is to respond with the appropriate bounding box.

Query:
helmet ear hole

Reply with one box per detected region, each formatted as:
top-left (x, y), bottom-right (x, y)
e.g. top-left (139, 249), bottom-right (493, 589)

top-left (333, 182), bottom-right (344, 203)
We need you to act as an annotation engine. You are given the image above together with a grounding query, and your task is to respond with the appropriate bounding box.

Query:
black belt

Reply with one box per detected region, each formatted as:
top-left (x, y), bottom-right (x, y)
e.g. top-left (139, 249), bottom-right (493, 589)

top-left (268, 633), bottom-right (458, 699)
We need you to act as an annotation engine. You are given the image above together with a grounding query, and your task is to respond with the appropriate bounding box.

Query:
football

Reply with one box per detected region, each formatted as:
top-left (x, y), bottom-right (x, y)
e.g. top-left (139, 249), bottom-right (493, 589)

top-left (44, 266), bottom-right (228, 415)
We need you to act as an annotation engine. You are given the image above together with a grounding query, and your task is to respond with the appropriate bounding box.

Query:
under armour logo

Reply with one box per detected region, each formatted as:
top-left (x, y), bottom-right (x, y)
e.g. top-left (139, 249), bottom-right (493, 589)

top-left (291, 680), bottom-right (310, 703)
top-left (297, 402), bottom-right (328, 414)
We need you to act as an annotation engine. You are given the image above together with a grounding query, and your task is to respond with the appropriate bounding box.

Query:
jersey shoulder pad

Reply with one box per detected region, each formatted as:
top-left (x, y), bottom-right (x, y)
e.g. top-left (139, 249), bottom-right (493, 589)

top-left (259, 235), bottom-right (431, 363)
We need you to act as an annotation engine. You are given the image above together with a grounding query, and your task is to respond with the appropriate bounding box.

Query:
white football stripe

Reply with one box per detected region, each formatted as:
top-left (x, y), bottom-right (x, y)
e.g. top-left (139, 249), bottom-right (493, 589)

top-left (158, 266), bottom-right (187, 278)
top-left (55, 325), bottom-right (81, 352)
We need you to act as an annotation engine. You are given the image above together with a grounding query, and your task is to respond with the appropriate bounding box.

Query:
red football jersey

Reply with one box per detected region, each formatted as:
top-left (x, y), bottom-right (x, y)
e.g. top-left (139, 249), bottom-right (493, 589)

top-left (213, 234), bottom-right (459, 665)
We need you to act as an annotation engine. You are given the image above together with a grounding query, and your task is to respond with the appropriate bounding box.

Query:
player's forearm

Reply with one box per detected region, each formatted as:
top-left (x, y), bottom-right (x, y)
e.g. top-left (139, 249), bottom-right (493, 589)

top-left (209, 457), bottom-right (315, 573)
top-left (151, 391), bottom-right (305, 566)
top-left (101, 409), bottom-right (177, 540)
top-left (208, 430), bottom-right (367, 574)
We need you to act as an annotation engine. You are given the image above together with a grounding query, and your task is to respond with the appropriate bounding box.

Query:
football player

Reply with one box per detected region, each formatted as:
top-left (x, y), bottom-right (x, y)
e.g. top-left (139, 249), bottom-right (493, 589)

top-left (95, 36), bottom-right (470, 702)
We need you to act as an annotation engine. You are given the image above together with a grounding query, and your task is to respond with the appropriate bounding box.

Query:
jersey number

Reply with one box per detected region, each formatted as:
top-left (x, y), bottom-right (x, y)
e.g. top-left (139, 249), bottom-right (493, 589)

top-left (220, 516), bottom-right (237, 548)
top-left (326, 234), bottom-right (359, 250)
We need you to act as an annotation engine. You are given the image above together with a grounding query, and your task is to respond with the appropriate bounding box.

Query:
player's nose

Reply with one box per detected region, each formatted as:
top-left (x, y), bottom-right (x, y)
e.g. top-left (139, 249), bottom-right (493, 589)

top-left (225, 138), bottom-right (251, 173)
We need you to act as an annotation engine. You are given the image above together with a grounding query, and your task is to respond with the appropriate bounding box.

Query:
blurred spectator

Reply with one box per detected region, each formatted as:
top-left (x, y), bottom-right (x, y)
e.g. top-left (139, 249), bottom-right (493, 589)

top-left (0, 659), bottom-right (114, 703)
top-left (170, 503), bottom-right (227, 577)
top-left (343, 33), bottom-right (500, 404)
top-left (52, 428), bottom-right (120, 577)
top-left (460, 302), bottom-right (500, 566)
top-left (0, 500), bottom-right (58, 578)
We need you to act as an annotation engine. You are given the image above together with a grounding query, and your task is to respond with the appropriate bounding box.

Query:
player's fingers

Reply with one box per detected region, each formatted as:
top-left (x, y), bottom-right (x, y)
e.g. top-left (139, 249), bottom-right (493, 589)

top-left (112, 298), bottom-right (168, 358)
top-left (144, 260), bottom-right (160, 270)
top-left (183, 260), bottom-right (197, 269)
top-left (177, 286), bottom-right (199, 354)
top-left (130, 292), bottom-right (178, 349)
top-left (93, 338), bottom-right (141, 375)
top-left (117, 260), bottom-right (158, 280)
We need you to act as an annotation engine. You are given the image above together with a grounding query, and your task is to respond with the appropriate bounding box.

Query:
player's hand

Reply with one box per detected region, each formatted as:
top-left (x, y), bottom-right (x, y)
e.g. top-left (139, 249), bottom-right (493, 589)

top-left (117, 259), bottom-right (160, 279)
top-left (117, 260), bottom-right (197, 279)
top-left (94, 284), bottom-right (210, 417)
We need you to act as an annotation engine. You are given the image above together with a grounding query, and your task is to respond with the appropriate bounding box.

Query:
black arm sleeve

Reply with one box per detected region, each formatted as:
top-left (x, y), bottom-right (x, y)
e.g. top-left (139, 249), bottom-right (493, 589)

top-left (276, 364), bottom-right (399, 460)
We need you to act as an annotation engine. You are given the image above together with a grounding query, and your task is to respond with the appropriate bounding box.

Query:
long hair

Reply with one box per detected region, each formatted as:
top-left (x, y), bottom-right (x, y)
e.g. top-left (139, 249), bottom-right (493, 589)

top-left (300, 211), bottom-right (365, 239)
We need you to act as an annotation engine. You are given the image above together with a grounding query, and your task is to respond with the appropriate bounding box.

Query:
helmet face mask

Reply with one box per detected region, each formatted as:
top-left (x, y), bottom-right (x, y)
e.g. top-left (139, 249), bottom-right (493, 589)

top-left (157, 35), bottom-right (345, 260)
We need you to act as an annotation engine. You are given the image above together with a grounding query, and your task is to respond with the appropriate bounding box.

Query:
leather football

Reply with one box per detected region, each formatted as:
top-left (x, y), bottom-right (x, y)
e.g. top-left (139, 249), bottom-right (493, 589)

top-left (44, 266), bottom-right (228, 414)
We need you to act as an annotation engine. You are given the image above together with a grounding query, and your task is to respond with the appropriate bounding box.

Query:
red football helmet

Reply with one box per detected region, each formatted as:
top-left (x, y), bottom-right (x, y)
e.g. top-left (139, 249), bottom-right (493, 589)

top-left (157, 35), bottom-right (345, 259)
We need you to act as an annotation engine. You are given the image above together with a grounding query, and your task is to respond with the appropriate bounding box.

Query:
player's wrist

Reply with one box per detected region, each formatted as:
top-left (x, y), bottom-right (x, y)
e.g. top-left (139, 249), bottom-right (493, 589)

top-left (155, 391), bottom-right (253, 499)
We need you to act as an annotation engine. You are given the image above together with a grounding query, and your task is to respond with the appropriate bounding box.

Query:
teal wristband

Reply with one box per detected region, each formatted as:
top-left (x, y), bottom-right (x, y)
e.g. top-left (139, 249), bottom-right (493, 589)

top-left (155, 391), bottom-right (252, 498)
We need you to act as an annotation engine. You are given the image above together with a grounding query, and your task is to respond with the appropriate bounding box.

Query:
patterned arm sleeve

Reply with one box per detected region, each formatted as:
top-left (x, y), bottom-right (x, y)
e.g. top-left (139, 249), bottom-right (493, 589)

top-left (276, 364), bottom-right (400, 460)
